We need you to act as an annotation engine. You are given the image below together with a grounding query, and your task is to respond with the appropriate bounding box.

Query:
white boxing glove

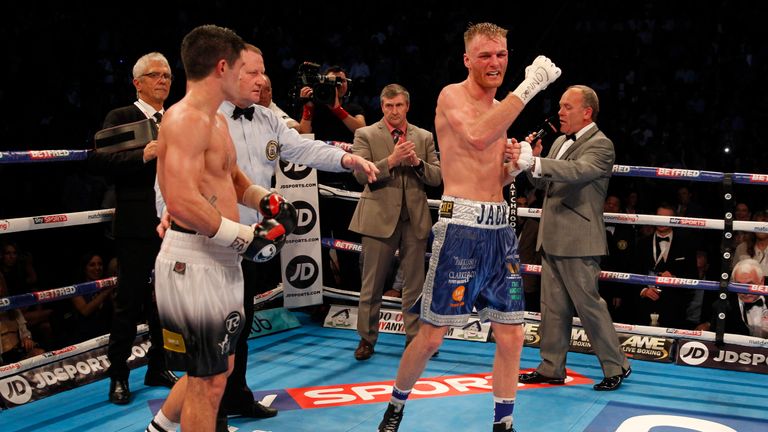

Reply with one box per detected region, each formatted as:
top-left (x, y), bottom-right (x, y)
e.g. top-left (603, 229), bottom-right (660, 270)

top-left (507, 141), bottom-right (534, 177)
top-left (511, 55), bottom-right (562, 105)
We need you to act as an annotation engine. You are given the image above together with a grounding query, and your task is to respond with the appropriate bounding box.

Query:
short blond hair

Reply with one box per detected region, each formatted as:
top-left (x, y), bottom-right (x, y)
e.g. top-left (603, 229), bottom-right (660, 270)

top-left (464, 22), bottom-right (508, 52)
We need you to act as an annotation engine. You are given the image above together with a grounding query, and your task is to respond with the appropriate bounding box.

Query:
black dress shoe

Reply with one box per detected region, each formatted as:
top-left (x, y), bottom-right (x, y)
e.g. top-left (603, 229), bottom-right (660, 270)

top-left (215, 413), bottom-right (229, 432)
top-left (225, 400), bottom-right (278, 418)
top-left (518, 371), bottom-right (565, 385)
top-left (354, 339), bottom-right (375, 361)
top-left (144, 369), bottom-right (179, 388)
top-left (593, 367), bottom-right (630, 391)
top-left (109, 379), bottom-right (131, 405)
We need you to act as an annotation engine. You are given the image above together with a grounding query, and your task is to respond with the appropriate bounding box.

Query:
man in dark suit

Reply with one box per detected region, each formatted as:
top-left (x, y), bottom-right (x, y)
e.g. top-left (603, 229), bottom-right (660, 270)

top-left (600, 194), bottom-right (636, 323)
top-left (516, 190), bottom-right (542, 312)
top-left (87, 52), bottom-right (177, 405)
top-left (698, 258), bottom-right (765, 336)
top-left (518, 85), bottom-right (631, 392)
top-left (348, 83), bottom-right (441, 360)
top-left (635, 204), bottom-right (698, 329)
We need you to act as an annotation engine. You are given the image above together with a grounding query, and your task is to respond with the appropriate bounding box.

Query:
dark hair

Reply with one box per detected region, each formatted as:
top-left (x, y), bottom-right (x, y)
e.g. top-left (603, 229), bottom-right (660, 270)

top-left (181, 24), bottom-right (245, 81)
top-left (78, 251), bottom-right (104, 282)
top-left (324, 65), bottom-right (347, 75)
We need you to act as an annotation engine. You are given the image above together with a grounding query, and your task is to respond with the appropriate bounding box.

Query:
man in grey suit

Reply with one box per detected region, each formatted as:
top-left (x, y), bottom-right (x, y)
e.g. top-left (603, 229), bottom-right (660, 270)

top-left (518, 85), bottom-right (631, 391)
top-left (348, 84), bottom-right (441, 361)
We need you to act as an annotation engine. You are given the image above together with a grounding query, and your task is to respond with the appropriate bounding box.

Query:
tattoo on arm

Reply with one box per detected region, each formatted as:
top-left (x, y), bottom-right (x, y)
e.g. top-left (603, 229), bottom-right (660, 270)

top-left (207, 194), bottom-right (218, 208)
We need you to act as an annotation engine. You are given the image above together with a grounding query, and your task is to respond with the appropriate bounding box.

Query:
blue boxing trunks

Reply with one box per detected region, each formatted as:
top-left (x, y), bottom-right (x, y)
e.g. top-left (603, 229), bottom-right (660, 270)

top-left (416, 196), bottom-right (524, 326)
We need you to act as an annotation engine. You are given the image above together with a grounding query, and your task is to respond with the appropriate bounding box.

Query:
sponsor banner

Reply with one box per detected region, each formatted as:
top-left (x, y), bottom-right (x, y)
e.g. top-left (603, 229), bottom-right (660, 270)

top-left (676, 339), bottom-right (768, 374)
top-left (323, 305), bottom-right (491, 342)
top-left (1, 278), bottom-right (117, 313)
top-left (1, 209), bottom-right (113, 234)
top-left (276, 144), bottom-right (323, 308)
top-left (247, 307), bottom-right (301, 339)
top-left (0, 335), bottom-right (150, 407)
top-left (286, 371), bottom-right (592, 410)
top-left (524, 323), bottom-right (675, 362)
top-left (587, 401), bottom-right (766, 431)
top-left (148, 369), bottom-right (592, 414)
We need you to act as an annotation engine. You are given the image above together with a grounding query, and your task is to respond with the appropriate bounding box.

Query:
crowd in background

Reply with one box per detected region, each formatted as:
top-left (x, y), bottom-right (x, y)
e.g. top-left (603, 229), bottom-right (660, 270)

top-left (1, 1), bottom-right (767, 359)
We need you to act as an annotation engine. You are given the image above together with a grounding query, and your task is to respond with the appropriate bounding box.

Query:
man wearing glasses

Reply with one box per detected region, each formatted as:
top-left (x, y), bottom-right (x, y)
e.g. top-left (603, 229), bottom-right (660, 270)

top-left (87, 52), bottom-right (178, 405)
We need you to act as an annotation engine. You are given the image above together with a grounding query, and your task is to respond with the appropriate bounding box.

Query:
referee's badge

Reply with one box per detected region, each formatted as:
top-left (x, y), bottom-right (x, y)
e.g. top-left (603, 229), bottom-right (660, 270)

top-left (265, 140), bottom-right (280, 161)
top-left (617, 240), bottom-right (628, 251)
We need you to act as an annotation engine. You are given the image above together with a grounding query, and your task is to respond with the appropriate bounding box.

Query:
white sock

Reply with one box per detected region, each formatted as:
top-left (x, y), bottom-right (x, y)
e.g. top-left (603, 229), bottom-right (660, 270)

top-left (146, 409), bottom-right (179, 432)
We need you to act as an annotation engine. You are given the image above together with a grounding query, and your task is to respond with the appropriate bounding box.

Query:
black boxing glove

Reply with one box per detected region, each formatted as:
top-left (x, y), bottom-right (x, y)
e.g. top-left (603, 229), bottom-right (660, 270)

top-left (258, 192), bottom-right (298, 235)
top-left (242, 219), bottom-right (287, 263)
top-left (209, 217), bottom-right (286, 262)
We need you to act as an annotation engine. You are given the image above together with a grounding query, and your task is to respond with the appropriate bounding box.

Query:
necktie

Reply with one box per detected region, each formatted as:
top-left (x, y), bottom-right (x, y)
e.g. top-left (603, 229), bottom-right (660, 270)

top-left (153, 112), bottom-right (163, 124)
top-left (232, 106), bottom-right (255, 121)
top-left (565, 134), bottom-right (577, 142)
top-left (392, 128), bottom-right (403, 144)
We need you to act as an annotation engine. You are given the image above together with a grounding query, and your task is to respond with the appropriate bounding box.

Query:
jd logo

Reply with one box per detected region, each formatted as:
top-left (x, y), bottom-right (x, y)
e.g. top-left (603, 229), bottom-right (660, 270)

top-left (286, 256), bottom-right (319, 289)
top-left (292, 201), bottom-right (317, 235)
top-left (678, 341), bottom-right (709, 366)
top-left (0, 376), bottom-right (33, 405)
top-left (279, 160), bottom-right (313, 180)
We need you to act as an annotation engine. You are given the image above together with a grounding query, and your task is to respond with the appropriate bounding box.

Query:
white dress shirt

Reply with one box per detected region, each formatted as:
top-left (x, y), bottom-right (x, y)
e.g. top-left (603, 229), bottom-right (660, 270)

top-left (221, 102), bottom-right (348, 225)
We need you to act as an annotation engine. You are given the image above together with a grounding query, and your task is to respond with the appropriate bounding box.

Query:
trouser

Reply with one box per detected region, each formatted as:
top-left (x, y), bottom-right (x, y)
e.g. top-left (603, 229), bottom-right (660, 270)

top-left (219, 257), bottom-right (281, 409)
top-left (107, 236), bottom-right (165, 379)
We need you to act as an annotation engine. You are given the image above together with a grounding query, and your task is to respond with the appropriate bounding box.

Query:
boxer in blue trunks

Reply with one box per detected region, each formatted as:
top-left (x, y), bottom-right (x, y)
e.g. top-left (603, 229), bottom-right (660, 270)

top-left (419, 196), bottom-right (524, 327)
top-left (378, 22), bottom-right (560, 432)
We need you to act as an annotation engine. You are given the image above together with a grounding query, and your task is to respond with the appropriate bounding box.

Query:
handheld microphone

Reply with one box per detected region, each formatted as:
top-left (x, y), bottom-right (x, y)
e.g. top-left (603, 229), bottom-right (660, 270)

top-left (530, 115), bottom-right (559, 142)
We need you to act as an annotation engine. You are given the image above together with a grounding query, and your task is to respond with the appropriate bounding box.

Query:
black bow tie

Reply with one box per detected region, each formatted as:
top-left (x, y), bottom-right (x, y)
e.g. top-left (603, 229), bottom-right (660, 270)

top-left (656, 236), bottom-right (670, 243)
top-left (232, 106), bottom-right (255, 121)
top-left (744, 297), bottom-right (765, 312)
top-left (565, 134), bottom-right (577, 142)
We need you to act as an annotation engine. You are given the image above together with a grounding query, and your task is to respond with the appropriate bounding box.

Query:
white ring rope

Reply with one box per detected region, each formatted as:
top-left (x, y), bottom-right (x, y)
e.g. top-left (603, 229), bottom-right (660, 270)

top-left (2, 152), bottom-right (768, 376)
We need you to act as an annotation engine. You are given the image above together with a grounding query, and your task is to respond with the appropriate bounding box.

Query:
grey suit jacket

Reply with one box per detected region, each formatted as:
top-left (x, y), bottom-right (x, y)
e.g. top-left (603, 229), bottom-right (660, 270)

top-left (348, 119), bottom-right (441, 240)
top-left (527, 125), bottom-right (615, 257)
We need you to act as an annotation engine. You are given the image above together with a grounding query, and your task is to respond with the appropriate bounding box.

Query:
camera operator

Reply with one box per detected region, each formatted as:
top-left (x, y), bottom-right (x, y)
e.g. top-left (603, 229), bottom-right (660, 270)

top-left (296, 65), bottom-right (367, 293)
top-left (297, 65), bottom-right (365, 142)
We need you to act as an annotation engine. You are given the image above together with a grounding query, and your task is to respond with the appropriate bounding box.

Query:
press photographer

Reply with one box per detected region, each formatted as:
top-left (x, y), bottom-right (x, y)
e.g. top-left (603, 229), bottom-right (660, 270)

top-left (293, 63), bottom-right (367, 297)
top-left (295, 64), bottom-right (366, 143)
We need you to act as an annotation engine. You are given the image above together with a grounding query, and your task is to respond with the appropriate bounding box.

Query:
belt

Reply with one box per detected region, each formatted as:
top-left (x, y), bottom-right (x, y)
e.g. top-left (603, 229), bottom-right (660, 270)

top-left (170, 221), bottom-right (198, 235)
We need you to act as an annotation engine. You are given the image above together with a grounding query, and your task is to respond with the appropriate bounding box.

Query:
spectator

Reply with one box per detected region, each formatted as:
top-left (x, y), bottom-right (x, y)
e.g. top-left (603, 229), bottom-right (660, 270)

top-left (675, 185), bottom-right (706, 218)
top-left (600, 195), bottom-right (636, 323)
top-left (733, 210), bottom-right (768, 276)
top-left (0, 241), bottom-right (52, 348)
top-left (516, 190), bottom-right (541, 312)
top-left (0, 273), bottom-right (45, 365)
top-left (57, 252), bottom-right (114, 345)
top-left (634, 204), bottom-right (697, 328)
top-left (699, 258), bottom-right (766, 337)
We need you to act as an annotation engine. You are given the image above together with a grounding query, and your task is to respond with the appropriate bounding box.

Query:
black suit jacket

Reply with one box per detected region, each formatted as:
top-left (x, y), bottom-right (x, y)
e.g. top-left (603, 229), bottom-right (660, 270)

top-left (87, 104), bottom-right (159, 239)
top-left (635, 230), bottom-right (698, 328)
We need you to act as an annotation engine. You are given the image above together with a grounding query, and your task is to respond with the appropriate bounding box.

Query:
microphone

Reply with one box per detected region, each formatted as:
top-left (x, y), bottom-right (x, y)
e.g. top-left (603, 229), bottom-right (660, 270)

top-left (530, 115), bottom-right (559, 142)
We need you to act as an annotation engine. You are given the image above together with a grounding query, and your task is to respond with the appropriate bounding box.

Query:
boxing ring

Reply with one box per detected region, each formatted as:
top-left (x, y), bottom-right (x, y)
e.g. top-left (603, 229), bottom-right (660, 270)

top-left (1, 149), bottom-right (767, 431)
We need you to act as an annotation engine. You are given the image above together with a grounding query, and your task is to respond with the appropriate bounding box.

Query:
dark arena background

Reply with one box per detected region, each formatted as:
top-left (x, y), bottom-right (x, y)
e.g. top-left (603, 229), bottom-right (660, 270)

top-left (2, 1), bottom-right (768, 431)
